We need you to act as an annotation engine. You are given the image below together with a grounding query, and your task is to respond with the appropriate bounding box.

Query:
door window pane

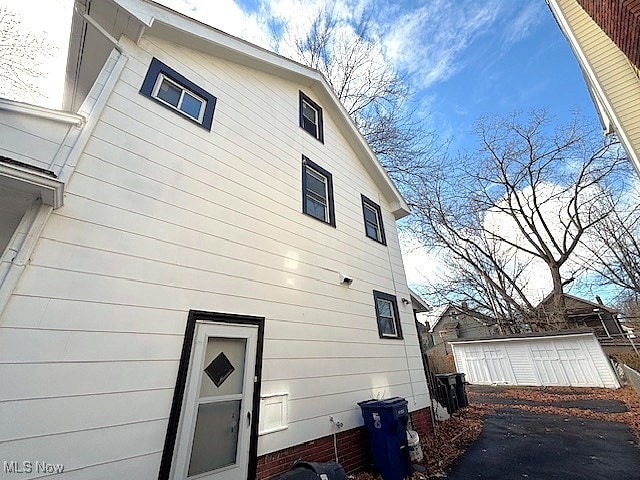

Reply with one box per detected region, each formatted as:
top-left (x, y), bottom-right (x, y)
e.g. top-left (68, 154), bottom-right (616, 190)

top-left (200, 337), bottom-right (247, 398)
top-left (188, 400), bottom-right (241, 477)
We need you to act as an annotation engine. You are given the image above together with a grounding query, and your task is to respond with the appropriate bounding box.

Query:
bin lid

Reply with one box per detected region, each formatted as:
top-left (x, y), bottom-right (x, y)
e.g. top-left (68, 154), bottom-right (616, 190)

top-left (358, 397), bottom-right (407, 409)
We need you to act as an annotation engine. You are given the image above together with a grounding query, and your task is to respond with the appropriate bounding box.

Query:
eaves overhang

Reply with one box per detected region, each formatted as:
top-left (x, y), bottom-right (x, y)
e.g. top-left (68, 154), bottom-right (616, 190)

top-left (0, 160), bottom-right (65, 209)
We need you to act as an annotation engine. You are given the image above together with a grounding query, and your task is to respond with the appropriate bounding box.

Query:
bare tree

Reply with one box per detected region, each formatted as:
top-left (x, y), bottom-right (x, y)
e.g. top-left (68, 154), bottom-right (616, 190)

top-left (407, 111), bottom-right (628, 330)
top-left (579, 190), bottom-right (640, 296)
top-left (277, 6), bottom-right (441, 185)
top-left (0, 6), bottom-right (54, 101)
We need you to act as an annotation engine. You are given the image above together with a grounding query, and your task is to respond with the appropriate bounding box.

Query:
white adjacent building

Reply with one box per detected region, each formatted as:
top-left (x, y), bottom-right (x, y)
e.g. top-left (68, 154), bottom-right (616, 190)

top-left (0, 1), bottom-right (431, 479)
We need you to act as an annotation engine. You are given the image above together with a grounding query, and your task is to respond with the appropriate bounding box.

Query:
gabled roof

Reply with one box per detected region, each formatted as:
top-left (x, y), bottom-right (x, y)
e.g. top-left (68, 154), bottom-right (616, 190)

top-left (409, 288), bottom-right (431, 313)
top-left (65, 0), bottom-right (410, 218)
top-left (536, 292), bottom-right (618, 315)
top-left (428, 303), bottom-right (497, 332)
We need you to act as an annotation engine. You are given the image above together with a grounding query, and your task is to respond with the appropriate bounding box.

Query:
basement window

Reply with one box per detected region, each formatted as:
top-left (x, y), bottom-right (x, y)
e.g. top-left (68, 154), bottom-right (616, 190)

top-left (140, 57), bottom-right (217, 130)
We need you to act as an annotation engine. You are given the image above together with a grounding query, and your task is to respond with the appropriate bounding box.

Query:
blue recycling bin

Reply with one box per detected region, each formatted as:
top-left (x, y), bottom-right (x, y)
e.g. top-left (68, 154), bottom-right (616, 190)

top-left (358, 397), bottom-right (413, 480)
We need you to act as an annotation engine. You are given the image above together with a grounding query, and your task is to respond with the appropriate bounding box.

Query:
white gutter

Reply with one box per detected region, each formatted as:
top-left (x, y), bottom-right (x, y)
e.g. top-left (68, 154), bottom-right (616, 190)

top-left (0, 98), bottom-right (84, 125)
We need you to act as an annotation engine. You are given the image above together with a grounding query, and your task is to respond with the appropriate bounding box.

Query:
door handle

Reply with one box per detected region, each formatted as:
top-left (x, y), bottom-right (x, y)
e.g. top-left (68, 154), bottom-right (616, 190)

top-left (247, 411), bottom-right (251, 427)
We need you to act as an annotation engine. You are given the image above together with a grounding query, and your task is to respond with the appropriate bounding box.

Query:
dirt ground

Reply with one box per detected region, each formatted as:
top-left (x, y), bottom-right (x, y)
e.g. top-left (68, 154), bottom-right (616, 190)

top-left (352, 385), bottom-right (640, 480)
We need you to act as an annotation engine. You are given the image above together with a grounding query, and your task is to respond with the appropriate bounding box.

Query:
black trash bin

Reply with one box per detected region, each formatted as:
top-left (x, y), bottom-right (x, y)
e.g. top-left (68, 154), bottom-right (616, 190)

top-left (269, 461), bottom-right (347, 480)
top-left (435, 374), bottom-right (459, 414)
top-left (358, 397), bottom-right (413, 480)
top-left (454, 373), bottom-right (468, 408)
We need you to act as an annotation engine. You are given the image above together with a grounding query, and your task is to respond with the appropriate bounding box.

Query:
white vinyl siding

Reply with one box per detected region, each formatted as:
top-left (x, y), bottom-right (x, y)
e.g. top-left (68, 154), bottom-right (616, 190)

top-left (0, 33), bottom-right (426, 477)
top-left (555, 0), bottom-right (640, 174)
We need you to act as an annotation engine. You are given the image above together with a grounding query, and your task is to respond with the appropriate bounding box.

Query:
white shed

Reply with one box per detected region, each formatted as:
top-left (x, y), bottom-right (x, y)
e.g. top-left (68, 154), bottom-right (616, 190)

top-left (450, 329), bottom-right (620, 389)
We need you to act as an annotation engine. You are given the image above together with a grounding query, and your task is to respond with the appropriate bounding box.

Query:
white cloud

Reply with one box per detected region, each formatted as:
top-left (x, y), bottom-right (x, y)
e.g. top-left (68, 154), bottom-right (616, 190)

top-left (501, 2), bottom-right (545, 47)
top-left (383, 0), bottom-right (501, 89)
top-left (399, 231), bottom-right (445, 290)
top-left (155, 0), bottom-right (273, 48)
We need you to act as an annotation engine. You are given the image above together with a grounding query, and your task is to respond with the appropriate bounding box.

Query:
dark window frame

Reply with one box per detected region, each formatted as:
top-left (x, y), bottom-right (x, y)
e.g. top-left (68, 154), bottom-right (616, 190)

top-left (302, 156), bottom-right (336, 227)
top-left (299, 91), bottom-right (324, 142)
top-left (140, 57), bottom-right (217, 131)
top-left (373, 290), bottom-right (403, 339)
top-left (361, 194), bottom-right (387, 245)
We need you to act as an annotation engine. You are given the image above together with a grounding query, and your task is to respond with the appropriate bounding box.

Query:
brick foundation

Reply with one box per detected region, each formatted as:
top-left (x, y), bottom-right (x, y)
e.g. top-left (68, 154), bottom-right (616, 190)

top-left (410, 406), bottom-right (434, 442)
top-left (256, 407), bottom-right (433, 480)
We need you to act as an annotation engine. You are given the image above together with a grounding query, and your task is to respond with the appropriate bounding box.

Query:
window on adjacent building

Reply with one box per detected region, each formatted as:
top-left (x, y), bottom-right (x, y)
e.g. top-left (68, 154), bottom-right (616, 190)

top-left (302, 156), bottom-right (335, 226)
top-left (299, 91), bottom-right (324, 142)
top-left (361, 195), bottom-right (386, 245)
top-left (373, 290), bottom-right (402, 339)
top-left (140, 57), bottom-right (217, 130)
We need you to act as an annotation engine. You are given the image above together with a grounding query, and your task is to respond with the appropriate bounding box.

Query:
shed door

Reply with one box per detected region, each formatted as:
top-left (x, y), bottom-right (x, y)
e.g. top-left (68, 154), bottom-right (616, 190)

top-left (530, 340), bottom-right (597, 387)
top-left (172, 322), bottom-right (258, 480)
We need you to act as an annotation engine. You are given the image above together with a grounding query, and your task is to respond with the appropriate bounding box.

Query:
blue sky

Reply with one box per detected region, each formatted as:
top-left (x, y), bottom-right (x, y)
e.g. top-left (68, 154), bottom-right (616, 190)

top-left (217, 0), bottom-right (599, 154)
top-left (1, 0), bottom-right (599, 152)
top-left (220, 0), bottom-right (600, 153)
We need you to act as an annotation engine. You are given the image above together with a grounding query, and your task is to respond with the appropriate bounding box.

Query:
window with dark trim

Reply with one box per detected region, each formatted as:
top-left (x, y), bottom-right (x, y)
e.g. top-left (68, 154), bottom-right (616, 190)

top-left (140, 57), bottom-right (217, 130)
top-left (302, 156), bottom-right (335, 226)
top-left (361, 195), bottom-right (386, 245)
top-left (373, 290), bottom-right (403, 339)
top-left (299, 91), bottom-right (324, 142)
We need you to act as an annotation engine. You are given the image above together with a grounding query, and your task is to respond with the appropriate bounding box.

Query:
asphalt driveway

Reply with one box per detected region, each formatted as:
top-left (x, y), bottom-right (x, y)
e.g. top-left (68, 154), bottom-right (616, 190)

top-left (446, 387), bottom-right (640, 480)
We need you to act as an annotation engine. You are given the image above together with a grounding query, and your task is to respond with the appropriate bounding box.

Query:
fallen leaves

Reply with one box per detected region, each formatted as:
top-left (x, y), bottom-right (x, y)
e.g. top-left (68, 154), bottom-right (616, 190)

top-left (352, 386), bottom-right (640, 480)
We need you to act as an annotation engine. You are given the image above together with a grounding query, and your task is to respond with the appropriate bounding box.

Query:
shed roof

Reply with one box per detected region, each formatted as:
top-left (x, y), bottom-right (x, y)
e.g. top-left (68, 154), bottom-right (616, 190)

top-left (449, 327), bottom-right (595, 344)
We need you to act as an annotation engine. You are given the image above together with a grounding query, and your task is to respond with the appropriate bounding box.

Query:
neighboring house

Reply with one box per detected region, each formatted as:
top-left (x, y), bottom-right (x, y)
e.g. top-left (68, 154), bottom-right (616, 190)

top-left (547, 0), bottom-right (640, 176)
top-left (425, 303), bottom-right (498, 355)
top-left (0, 1), bottom-right (431, 479)
top-left (533, 293), bottom-right (625, 339)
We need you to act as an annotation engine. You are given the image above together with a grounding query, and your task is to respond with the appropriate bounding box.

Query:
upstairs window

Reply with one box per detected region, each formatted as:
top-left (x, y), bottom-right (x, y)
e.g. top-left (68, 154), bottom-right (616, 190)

top-left (373, 290), bottom-right (402, 339)
top-left (140, 57), bottom-right (217, 130)
top-left (299, 91), bottom-right (324, 142)
top-left (361, 195), bottom-right (386, 245)
top-left (302, 156), bottom-right (335, 226)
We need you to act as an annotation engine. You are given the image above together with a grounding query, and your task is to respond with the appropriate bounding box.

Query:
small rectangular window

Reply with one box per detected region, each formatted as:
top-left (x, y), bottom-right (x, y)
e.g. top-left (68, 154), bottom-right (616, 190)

top-left (299, 91), bottom-right (324, 142)
top-left (302, 156), bottom-right (335, 226)
top-left (361, 195), bottom-right (386, 245)
top-left (140, 57), bottom-right (217, 130)
top-left (373, 290), bottom-right (403, 339)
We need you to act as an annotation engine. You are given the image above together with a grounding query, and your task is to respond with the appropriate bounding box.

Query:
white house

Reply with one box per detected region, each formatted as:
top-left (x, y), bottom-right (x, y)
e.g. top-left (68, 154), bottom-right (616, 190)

top-left (0, 1), bottom-right (431, 479)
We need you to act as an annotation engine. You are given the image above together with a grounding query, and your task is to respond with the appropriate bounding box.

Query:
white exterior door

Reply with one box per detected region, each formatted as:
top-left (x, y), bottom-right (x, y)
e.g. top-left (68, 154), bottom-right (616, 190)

top-left (172, 322), bottom-right (258, 480)
top-left (531, 340), bottom-right (598, 387)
